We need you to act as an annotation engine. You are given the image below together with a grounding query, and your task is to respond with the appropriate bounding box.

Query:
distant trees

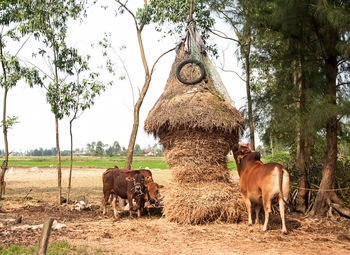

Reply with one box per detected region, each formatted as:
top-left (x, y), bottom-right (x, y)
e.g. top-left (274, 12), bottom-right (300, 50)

top-left (105, 141), bottom-right (121, 157)
top-left (86, 140), bottom-right (120, 157)
top-left (26, 148), bottom-right (57, 156)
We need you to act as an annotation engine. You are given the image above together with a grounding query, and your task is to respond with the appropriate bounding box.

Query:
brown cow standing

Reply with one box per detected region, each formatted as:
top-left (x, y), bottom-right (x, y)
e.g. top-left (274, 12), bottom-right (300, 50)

top-left (103, 168), bottom-right (160, 205)
top-left (102, 170), bottom-right (146, 219)
top-left (232, 145), bottom-right (290, 233)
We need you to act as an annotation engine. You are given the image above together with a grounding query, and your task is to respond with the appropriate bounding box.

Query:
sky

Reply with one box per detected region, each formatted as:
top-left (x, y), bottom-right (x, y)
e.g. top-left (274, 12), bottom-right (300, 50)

top-left (0, 1), bottom-right (251, 153)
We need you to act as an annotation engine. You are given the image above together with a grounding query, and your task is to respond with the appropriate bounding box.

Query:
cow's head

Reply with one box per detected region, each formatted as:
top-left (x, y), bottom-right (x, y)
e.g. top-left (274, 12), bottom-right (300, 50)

top-left (145, 182), bottom-right (164, 206)
top-left (232, 144), bottom-right (251, 164)
top-left (125, 174), bottom-right (145, 195)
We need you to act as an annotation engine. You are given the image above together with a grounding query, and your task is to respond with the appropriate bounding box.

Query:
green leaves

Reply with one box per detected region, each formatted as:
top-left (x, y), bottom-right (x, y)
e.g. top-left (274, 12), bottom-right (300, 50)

top-left (0, 116), bottom-right (19, 131)
top-left (138, 0), bottom-right (215, 40)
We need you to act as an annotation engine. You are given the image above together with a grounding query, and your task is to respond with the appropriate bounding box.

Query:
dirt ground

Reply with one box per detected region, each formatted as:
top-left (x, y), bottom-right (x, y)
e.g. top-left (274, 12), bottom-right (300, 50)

top-left (1, 167), bottom-right (350, 254)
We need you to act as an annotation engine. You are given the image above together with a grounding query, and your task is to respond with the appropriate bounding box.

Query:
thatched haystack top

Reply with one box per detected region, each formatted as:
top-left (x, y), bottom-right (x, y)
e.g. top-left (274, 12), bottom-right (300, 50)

top-left (144, 43), bottom-right (244, 137)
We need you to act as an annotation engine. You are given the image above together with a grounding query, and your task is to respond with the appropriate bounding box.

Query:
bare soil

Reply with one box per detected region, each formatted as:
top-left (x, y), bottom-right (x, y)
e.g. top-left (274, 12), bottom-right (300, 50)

top-left (1, 167), bottom-right (350, 254)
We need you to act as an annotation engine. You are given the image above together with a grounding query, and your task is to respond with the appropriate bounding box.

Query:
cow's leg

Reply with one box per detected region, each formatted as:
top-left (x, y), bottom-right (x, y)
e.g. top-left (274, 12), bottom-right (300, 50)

top-left (254, 204), bottom-right (261, 224)
top-left (103, 190), bottom-right (111, 215)
top-left (279, 198), bottom-right (287, 234)
top-left (118, 196), bottom-right (125, 209)
top-left (137, 206), bottom-right (141, 218)
top-left (262, 194), bottom-right (272, 232)
top-left (111, 195), bottom-right (119, 219)
top-left (128, 196), bottom-right (134, 218)
top-left (242, 195), bottom-right (253, 226)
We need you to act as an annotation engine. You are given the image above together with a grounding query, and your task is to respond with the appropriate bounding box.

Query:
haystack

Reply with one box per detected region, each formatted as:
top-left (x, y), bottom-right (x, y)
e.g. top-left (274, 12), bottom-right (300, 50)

top-left (144, 24), bottom-right (245, 224)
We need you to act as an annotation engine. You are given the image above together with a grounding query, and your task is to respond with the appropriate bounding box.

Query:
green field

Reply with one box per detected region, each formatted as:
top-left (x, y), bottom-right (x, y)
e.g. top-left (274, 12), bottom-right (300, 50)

top-left (1, 156), bottom-right (238, 170)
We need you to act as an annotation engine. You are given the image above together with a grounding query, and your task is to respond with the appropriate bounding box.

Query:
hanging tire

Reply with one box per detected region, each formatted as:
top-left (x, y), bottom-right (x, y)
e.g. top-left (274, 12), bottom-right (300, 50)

top-left (176, 59), bottom-right (206, 85)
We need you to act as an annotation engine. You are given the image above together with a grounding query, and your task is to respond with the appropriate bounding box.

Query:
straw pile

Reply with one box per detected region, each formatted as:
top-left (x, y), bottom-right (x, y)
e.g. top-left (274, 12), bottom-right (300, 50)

top-left (144, 30), bottom-right (245, 224)
top-left (163, 182), bottom-right (246, 224)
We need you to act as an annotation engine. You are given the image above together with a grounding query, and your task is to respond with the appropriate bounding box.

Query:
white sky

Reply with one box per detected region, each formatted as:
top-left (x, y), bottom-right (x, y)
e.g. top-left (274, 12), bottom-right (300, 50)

top-left (0, 1), bottom-right (251, 152)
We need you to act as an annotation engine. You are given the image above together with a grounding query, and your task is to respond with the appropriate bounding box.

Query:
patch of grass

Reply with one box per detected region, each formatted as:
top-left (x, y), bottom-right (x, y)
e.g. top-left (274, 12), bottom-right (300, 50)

top-left (0, 244), bottom-right (36, 254)
top-left (4, 156), bottom-right (169, 169)
top-left (0, 242), bottom-right (103, 255)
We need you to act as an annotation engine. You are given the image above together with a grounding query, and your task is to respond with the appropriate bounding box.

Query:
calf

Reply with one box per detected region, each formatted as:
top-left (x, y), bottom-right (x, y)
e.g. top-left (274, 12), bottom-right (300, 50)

top-left (232, 145), bottom-right (290, 233)
top-left (102, 170), bottom-right (146, 219)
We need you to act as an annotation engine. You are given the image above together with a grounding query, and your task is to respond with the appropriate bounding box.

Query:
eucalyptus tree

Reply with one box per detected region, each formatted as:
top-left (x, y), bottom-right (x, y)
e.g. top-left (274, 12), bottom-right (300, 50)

top-left (65, 58), bottom-right (105, 203)
top-left (108, 0), bottom-right (176, 170)
top-left (20, 0), bottom-right (86, 204)
top-left (0, 1), bottom-right (41, 199)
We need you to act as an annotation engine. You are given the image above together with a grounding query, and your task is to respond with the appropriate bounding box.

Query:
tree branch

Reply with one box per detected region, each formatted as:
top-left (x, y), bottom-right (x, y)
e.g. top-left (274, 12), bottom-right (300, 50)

top-left (337, 82), bottom-right (350, 87)
top-left (15, 34), bottom-right (33, 57)
top-left (115, 0), bottom-right (139, 30)
top-left (150, 47), bottom-right (176, 76)
top-left (215, 65), bottom-right (246, 83)
top-left (111, 46), bottom-right (135, 106)
top-left (210, 29), bottom-right (240, 45)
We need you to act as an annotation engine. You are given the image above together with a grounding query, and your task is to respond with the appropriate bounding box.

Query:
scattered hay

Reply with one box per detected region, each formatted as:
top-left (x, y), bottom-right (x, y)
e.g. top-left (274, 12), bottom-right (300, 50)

top-left (163, 181), bottom-right (245, 224)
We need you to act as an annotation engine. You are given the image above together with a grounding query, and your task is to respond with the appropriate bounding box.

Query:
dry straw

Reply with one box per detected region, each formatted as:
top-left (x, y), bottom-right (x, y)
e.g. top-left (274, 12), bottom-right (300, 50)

top-left (163, 181), bottom-right (246, 224)
top-left (144, 31), bottom-right (245, 224)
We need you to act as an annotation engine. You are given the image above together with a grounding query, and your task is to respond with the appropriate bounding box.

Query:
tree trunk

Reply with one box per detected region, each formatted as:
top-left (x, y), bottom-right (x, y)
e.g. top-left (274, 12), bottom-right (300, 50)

top-left (0, 86), bottom-right (8, 199)
top-left (294, 59), bottom-right (309, 213)
top-left (55, 116), bottom-right (62, 204)
top-left (270, 133), bottom-right (274, 157)
top-left (0, 36), bottom-right (8, 199)
top-left (124, 28), bottom-right (151, 169)
top-left (67, 118), bottom-right (74, 203)
top-left (296, 132), bottom-right (308, 212)
top-left (310, 52), bottom-right (338, 216)
top-left (245, 32), bottom-right (255, 150)
top-left (124, 77), bottom-right (151, 169)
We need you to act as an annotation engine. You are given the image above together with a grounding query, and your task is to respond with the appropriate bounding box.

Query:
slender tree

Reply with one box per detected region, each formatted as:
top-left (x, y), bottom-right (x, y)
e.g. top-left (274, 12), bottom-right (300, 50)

top-left (20, 0), bottom-right (85, 204)
top-left (0, 1), bottom-right (41, 198)
top-left (65, 60), bottom-right (105, 203)
top-left (111, 0), bottom-right (175, 169)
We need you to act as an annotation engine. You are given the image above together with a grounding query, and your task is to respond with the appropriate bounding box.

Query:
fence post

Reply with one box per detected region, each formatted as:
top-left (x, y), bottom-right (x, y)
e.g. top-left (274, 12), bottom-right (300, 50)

top-left (37, 218), bottom-right (54, 255)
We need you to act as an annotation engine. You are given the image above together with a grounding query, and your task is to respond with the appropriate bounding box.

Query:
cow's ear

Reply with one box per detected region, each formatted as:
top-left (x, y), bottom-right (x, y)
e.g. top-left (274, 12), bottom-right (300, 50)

top-left (158, 184), bottom-right (164, 189)
top-left (125, 176), bottom-right (134, 182)
top-left (237, 155), bottom-right (244, 165)
top-left (232, 144), bottom-right (239, 152)
top-left (253, 152), bottom-right (261, 161)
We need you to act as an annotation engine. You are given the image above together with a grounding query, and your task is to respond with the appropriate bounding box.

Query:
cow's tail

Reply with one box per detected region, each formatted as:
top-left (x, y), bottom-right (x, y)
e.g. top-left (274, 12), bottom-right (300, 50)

top-left (277, 167), bottom-right (295, 212)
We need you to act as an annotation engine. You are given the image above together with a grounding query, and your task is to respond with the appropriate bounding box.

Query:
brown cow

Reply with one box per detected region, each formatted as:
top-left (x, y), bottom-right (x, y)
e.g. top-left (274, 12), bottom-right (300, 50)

top-left (232, 145), bottom-right (290, 233)
top-left (103, 168), bottom-right (160, 204)
top-left (102, 170), bottom-right (146, 219)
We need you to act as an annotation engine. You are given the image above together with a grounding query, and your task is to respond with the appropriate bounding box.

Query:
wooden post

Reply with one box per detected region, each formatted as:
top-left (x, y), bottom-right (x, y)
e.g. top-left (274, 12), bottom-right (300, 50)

top-left (37, 218), bottom-right (54, 255)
